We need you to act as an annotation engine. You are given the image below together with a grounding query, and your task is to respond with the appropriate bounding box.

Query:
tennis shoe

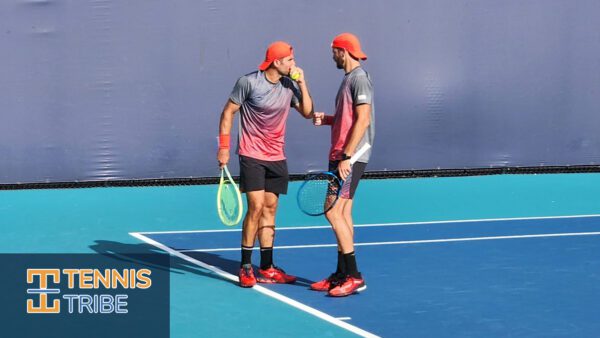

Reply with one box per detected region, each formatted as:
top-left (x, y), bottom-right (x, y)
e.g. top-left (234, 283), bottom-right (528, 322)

top-left (257, 266), bottom-right (297, 284)
top-left (238, 264), bottom-right (257, 288)
top-left (310, 272), bottom-right (345, 292)
top-left (328, 276), bottom-right (366, 297)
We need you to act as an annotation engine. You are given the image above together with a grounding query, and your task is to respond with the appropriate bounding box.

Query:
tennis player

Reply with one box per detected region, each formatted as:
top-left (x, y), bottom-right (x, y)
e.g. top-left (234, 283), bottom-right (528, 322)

top-left (311, 33), bottom-right (374, 297)
top-left (217, 41), bottom-right (314, 287)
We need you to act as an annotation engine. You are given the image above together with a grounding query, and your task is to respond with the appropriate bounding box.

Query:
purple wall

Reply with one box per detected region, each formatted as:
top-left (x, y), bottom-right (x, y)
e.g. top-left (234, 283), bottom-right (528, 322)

top-left (1, 0), bottom-right (599, 183)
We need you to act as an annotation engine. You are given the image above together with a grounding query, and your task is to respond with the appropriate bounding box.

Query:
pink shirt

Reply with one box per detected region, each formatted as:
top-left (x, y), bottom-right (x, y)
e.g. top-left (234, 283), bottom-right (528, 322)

top-left (329, 67), bottom-right (375, 162)
top-left (230, 71), bottom-right (300, 161)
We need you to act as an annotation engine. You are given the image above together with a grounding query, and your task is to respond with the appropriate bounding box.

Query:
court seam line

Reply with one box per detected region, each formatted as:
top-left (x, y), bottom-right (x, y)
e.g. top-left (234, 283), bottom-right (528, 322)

top-left (178, 231), bottom-right (600, 252)
top-left (136, 214), bottom-right (600, 235)
top-left (129, 232), bottom-right (380, 338)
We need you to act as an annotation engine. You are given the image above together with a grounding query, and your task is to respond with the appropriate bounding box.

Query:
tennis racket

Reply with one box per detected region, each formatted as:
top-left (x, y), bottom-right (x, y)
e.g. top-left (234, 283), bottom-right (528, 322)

top-left (297, 143), bottom-right (371, 216)
top-left (217, 165), bottom-right (243, 226)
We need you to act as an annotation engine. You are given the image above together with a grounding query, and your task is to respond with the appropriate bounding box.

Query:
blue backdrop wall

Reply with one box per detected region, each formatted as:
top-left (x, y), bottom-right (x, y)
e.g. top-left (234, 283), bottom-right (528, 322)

top-left (1, 0), bottom-right (599, 183)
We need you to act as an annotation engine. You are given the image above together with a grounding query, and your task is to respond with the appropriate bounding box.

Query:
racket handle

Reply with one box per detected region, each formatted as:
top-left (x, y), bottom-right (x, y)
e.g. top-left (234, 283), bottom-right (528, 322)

top-left (349, 143), bottom-right (371, 164)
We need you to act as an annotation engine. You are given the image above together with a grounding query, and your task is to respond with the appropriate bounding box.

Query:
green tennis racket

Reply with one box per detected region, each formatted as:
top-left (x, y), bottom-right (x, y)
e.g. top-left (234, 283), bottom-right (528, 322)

top-left (217, 165), bottom-right (243, 226)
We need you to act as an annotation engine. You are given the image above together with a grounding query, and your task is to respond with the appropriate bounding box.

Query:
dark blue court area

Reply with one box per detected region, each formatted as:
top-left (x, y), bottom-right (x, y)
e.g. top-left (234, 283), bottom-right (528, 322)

top-left (137, 215), bottom-right (600, 338)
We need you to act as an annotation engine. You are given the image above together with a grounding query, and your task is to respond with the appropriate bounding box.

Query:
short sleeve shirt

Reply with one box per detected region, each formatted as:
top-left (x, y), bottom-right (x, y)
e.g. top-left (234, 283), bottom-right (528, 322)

top-left (329, 67), bottom-right (375, 162)
top-left (229, 71), bottom-right (301, 161)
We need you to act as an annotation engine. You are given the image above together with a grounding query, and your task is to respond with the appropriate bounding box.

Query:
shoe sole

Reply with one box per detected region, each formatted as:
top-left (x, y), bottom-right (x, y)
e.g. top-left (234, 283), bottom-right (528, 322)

top-left (328, 284), bottom-right (367, 297)
top-left (309, 286), bottom-right (329, 292)
top-left (257, 277), bottom-right (296, 284)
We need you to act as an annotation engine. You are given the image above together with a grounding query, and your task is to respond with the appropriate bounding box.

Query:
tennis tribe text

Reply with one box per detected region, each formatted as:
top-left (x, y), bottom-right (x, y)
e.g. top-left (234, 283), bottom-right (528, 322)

top-left (26, 268), bottom-right (152, 314)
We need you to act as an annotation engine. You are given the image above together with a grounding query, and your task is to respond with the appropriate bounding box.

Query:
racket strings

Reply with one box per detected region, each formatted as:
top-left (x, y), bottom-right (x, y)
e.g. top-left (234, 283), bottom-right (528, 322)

top-left (217, 166), bottom-right (243, 226)
top-left (297, 173), bottom-right (340, 216)
top-left (219, 181), bottom-right (239, 220)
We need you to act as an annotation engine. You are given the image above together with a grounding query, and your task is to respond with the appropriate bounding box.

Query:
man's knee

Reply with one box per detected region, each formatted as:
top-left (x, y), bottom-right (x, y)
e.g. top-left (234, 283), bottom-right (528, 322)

top-left (247, 200), bottom-right (264, 219)
top-left (262, 202), bottom-right (278, 218)
top-left (325, 205), bottom-right (343, 222)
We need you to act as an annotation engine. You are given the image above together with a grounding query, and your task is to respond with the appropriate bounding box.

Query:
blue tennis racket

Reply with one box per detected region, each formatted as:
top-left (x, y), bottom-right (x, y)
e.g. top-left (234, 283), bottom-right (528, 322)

top-left (297, 171), bottom-right (342, 216)
top-left (297, 144), bottom-right (371, 216)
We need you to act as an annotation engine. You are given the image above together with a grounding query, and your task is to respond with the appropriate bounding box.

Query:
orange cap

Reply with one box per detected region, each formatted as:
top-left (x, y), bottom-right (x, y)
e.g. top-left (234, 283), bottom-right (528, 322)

top-left (258, 41), bottom-right (294, 71)
top-left (331, 33), bottom-right (367, 60)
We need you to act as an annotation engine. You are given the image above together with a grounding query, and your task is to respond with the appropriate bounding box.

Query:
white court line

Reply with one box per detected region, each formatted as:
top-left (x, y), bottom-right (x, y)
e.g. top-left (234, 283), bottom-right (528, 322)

top-left (131, 214), bottom-right (600, 336)
top-left (137, 214), bottom-right (600, 235)
top-left (179, 231), bottom-right (600, 253)
top-left (129, 232), bottom-right (380, 338)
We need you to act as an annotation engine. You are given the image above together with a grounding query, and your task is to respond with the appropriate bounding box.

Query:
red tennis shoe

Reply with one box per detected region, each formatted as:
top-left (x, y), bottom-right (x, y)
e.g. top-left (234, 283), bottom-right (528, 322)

top-left (310, 273), bottom-right (344, 292)
top-left (257, 266), bottom-right (297, 284)
top-left (238, 264), bottom-right (257, 288)
top-left (328, 276), bottom-right (366, 297)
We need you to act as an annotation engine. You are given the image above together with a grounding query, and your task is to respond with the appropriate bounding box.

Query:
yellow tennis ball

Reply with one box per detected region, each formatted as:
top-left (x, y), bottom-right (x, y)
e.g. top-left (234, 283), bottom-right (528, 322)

top-left (290, 71), bottom-right (300, 81)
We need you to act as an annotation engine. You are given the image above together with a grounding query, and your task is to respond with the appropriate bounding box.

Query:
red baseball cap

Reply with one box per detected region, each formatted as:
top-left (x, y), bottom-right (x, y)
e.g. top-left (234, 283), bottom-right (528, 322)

top-left (331, 33), bottom-right (367, 60)
top-left (258, 41), bottom-right (294, 71)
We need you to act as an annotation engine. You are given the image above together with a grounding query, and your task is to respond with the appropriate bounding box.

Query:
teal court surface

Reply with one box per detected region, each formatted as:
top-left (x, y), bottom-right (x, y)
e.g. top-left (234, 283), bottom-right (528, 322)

top-left (2, 173), bottom-right (600, 337)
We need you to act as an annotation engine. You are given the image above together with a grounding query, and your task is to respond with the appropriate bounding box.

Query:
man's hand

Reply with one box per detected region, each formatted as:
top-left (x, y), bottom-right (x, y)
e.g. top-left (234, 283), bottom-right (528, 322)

top-left (217, 149), bottom-right (230, 168)
top-left (313, 112), bottom-right (325, 126)
top-left (290, 66), bottom-right (305, 84)
top-left (338, 159), bottom-right (351, 181)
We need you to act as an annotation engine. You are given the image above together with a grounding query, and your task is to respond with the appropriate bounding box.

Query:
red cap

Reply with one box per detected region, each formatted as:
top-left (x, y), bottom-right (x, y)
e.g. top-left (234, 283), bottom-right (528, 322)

top-left (331, 33), bottom-right (367, 60)
top-left (258, 41), bottom-right (294, 71)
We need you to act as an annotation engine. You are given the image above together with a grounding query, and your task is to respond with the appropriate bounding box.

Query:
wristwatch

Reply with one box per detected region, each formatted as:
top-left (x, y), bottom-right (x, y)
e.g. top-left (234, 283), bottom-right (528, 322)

top-left (341, 153), bottom-right (351, 161)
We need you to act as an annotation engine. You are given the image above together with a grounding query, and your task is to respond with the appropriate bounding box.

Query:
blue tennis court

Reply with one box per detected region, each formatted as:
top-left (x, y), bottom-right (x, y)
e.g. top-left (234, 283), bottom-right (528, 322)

top-left (135, 215), bottom-right (600, 338)
top-left (3, 173), bottom-right (600, 337)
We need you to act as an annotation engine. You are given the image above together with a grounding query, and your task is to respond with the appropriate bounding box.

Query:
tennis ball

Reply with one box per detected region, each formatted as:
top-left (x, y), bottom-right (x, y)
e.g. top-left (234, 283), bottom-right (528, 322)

top-left (290, 71), bottom-right (300, 81)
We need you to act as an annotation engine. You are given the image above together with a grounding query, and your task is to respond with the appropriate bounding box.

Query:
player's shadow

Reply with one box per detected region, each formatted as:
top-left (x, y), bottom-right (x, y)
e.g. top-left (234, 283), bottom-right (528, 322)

top-left (89, 240), bottom-right (314, 288)
top-left (89, 240), bottom-right (239, 286)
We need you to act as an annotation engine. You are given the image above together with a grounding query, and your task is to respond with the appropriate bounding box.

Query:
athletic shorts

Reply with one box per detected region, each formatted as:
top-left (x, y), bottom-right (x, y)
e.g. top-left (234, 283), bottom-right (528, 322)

top-left (239, 155), bottom-right (289, 194)
top-left (328, 160), bottom-right (367, 199)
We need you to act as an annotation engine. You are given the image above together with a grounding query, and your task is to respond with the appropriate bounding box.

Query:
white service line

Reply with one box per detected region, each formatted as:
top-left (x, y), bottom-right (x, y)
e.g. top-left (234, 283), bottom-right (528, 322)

top-left (129, 232), bottom-right (380, 338)
top-left (178, 231), bottom-right (600, 253)
top-left (137, 214), bottom-right (600, 235)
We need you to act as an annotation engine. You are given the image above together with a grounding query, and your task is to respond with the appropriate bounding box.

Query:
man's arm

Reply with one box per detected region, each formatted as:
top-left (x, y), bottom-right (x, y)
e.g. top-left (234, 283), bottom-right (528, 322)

top-left (217, 99), bottom-right (241, 167)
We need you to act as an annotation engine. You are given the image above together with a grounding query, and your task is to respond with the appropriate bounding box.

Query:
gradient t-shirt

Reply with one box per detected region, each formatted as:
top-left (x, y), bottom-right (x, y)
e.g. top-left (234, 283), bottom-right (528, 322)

top-left (329, 67), bottom-right (375, 162)
top-left (229, 71), bottom-right (301, 161)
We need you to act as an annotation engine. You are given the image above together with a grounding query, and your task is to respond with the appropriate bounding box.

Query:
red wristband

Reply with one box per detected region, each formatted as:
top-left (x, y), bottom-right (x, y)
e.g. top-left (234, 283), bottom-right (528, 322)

top-left (324, 115), bottom-right (334, 125)
top-left (218, 134), bottom-right (230, 149)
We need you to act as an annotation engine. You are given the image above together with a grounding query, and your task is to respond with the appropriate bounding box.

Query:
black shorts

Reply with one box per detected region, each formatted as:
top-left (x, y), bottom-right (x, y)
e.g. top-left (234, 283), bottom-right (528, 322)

top-left (328, 160), bottom-right (367, 199)
top-left (239, 155), bottom-right (289, 194)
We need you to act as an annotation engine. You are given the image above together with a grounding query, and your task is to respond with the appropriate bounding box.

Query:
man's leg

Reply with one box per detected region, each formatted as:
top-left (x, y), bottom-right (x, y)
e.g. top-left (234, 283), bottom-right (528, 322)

top-left (325, 198), bottom-right (354, 255)
top-left (311, 164), bottom-right (349, 292)
top-left (258, 191), bottom-right (278, 269)
top-left (342, 198), bottom-right (354, 237)
top-left (326, 162), bottom-right (367, 297)
top-left (256, 192), bottom-right (296, 284)
top-left (255, 158), bottom-right (296, 284)
top-left (310, 194), bottom-right (347, 291)
top-left (238, 190), bottom-right (264, 288)
top-left (242, 190), bottom-right (265, 248)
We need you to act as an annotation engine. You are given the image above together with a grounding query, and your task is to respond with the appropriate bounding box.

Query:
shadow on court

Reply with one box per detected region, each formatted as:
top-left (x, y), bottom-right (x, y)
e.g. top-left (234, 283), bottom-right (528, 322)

top-left (88, 240), bottom-right (240, 286)
top-left (89, 240), bottom-right (314, 288)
